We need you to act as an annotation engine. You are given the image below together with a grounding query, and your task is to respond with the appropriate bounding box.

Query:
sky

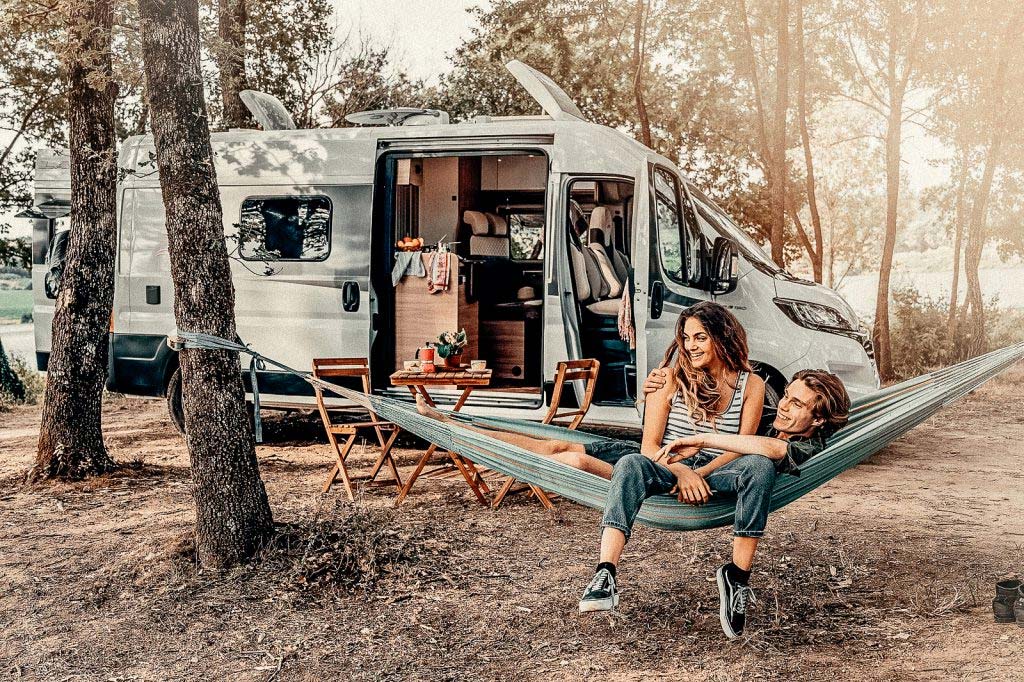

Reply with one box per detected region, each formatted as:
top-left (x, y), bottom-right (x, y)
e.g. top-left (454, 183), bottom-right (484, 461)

top-left (332, 0), bottom-right (486, 83)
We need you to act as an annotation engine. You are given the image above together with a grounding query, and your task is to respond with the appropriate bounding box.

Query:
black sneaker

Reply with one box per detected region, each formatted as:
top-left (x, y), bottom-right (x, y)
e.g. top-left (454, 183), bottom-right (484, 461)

top-left (994, 579), bottom-right (1021, 623)
top-left (579, 568), bottom-right (618, 613)
top-left (716, 564), bottom-right (756, 639)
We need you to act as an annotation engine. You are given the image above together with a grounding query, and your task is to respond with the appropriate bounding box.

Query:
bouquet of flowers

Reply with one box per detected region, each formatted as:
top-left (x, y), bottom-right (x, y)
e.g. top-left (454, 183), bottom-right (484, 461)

top-left (435, 329), bottom-right (468, 359)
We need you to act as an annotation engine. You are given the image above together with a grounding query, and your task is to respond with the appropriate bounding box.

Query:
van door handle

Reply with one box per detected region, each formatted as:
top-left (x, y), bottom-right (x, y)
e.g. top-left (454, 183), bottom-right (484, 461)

top-left (650, 281), bottom-right (665, 320)
top-left (342, 281), bottom-right (360, 312)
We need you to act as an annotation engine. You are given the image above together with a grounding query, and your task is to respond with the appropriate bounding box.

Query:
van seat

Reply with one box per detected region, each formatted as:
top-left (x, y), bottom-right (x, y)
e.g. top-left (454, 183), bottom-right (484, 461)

top-left (465, 210), bottom-right (509, 257)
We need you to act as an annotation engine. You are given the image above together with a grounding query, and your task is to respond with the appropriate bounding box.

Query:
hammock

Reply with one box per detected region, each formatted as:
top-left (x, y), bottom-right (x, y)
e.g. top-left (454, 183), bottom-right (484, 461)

top-left (171, 333), bottom-right (1024, 532)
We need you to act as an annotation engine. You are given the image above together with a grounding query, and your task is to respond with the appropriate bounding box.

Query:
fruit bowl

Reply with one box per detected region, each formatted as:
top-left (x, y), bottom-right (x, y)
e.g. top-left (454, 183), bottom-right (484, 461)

top-left (396, 236), bottom-right (424, 252)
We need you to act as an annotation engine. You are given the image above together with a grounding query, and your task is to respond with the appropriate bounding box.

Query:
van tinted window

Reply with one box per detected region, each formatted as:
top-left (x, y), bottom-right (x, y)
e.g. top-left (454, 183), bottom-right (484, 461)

top-left (239, 196), bottom-right (331, 261)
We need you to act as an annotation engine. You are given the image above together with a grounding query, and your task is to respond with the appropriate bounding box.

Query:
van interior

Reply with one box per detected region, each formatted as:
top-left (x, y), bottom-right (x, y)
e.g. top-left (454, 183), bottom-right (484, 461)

top-left (372, 151), bottom-right (636, 406)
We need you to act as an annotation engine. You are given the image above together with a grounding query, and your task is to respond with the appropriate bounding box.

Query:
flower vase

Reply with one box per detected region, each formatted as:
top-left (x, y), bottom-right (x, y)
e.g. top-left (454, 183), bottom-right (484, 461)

top-left (442, 353), bottom-right (463, 369)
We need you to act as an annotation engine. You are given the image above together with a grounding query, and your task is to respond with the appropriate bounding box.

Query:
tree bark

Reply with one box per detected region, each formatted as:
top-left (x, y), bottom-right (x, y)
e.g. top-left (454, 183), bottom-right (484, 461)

top-left (29, 0), bottom-right (118, 482)
top-left (795, 0), bottom-right (822, 282)
top-left (872, 0), bottom-right (924, 383)
top-left (217, 0), bottom-right (251, 128)
top-left (960, 18), bottom-right (1015, 359)
top-left (632, 0), bottom-right (652, 147)
top-left (945, 147), bottom-right (968, 346)
top-left (139, 0), bottom-right (273, 568)
top-left (768, 0), bottom-right (790, 267)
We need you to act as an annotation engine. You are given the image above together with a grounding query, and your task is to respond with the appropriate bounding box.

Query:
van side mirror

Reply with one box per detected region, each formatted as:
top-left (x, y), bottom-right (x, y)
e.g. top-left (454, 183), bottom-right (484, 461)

top-left (709, 237), bottom-right (738, 295)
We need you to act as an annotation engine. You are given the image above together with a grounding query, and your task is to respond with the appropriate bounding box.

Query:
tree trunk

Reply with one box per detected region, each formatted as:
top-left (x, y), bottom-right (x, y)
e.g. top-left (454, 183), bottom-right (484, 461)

top-left (632, 0), bottom-right (652, 147)
top-left (29, 0), bottom-right (119, 482)
top-left (217, 0), bottom-right (251, 128)
top-left (795, 0), bottom-right (822, 282)
top-left (960, 18), bottom-right (1015, 359)
top-left (945, 148), bottom-right (968, 346)
top-left (768, 0), bottom-right (790, 267)
top-left (139, 0), bottom-right (273, 568)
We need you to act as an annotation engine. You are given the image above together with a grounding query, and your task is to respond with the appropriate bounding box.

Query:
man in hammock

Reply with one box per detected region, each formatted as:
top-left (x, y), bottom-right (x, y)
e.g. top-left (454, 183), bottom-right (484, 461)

top-left (581, 368), bottom-right (850, 639)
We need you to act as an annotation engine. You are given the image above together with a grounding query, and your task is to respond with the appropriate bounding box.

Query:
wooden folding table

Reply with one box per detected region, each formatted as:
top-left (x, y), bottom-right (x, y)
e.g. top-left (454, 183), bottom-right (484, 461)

top-left (389, 368), bottom-right (492, 506)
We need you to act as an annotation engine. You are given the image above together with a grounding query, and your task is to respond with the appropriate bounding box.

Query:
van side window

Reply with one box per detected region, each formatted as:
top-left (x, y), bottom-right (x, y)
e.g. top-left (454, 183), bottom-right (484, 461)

top-left (239, 196), bottom-right (331, 261)
top-left (653, 168), bottom-right (686, 283)
top-left (508, 212), bottom-right (544, 260)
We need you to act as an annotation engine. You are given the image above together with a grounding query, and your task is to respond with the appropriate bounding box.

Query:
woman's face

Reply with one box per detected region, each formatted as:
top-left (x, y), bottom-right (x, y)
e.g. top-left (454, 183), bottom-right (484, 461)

top-left (682, 316), bottom-right (717, 370)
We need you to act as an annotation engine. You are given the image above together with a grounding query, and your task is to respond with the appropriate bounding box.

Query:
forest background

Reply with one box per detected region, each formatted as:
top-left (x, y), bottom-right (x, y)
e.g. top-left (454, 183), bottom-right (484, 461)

top-left (1, 0), bottom-right (1022, 383)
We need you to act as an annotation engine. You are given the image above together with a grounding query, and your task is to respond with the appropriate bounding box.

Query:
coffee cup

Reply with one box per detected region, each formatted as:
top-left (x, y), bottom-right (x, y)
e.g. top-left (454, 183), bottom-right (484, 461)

top-left (404, 360), bottom-right (420, 371)
top-left (470, 360), bottom-right (486, 371)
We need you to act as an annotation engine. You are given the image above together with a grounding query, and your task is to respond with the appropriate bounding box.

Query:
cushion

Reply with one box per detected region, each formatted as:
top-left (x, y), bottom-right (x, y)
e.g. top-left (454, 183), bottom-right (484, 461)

top-left (464, 210), bottom-right (490, 236)
top-left (470, 235), bottom-right (509, 257)
top-left (589, 206), bottom-right (614, 246)
top-left (611, 248), bottom-right (630, 284)
top-left (569, 243), bottom-right (591, 301)
top-left (586, 298), bottom-right (620, 316)
top-left (581, 247), bottom-right (609, 299)
top-left (487, 213), bottom-right (509, 236)
top-left (588, 243), bottom-right (623, 298)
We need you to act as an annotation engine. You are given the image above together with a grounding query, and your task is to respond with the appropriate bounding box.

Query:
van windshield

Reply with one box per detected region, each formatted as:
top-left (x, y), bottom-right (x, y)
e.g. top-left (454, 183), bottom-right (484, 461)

top-left (685, 183), bottom-right (781, 274)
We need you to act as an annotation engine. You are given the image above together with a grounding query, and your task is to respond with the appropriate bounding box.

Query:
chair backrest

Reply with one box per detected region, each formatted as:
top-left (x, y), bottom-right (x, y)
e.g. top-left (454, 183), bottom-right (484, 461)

top-left (311, 357), bottom-right (372, 396)
top-left (544, 359), bottom-right (601, 430)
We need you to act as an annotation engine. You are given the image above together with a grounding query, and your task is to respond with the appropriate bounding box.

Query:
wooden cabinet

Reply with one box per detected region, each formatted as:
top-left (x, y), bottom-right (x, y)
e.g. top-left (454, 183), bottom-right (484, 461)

top-left (394, 253), bottom-right (479, 367)
top-left (480, 319), bottom-right (525, 380)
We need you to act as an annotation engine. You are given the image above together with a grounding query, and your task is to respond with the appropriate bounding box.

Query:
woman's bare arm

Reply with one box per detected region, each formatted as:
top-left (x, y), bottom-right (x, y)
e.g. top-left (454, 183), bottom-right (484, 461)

top-left (639, 369), bottom-right (675, 458)
top-left (691, 374), bottom-right (765, 476)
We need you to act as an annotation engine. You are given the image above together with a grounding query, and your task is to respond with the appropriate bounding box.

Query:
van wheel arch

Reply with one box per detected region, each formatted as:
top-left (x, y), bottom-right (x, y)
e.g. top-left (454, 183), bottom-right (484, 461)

top-left (752, 363), bottom-right (786, 408)
top-left (165, 363), bottom-right (185, 436)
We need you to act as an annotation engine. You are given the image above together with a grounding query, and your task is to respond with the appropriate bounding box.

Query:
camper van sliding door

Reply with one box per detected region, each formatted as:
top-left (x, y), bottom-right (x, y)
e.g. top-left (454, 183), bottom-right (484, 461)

top-left (228, 184), bottom-right (374, 397)
top-left (633, 163), bottom-right (707, 380)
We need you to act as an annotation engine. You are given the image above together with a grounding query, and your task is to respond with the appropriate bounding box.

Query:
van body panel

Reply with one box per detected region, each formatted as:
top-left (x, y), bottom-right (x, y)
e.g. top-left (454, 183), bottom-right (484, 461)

top-left (29, 67), bottom-right (878, 423)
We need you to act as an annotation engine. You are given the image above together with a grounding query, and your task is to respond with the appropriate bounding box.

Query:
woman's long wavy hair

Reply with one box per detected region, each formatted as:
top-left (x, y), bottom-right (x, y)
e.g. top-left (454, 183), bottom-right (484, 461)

top-left (661, 301), bottom-right (752, 424)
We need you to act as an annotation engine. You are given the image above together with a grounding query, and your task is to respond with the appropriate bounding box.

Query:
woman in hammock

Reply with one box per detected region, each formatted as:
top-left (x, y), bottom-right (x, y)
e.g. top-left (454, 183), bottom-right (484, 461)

top-left (418, 300), bottom-right (764, 478)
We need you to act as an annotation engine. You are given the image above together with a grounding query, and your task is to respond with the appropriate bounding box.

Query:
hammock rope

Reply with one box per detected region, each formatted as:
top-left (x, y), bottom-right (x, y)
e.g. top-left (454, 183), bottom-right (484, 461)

top-left (170, 331), bottom-right (1023, 532)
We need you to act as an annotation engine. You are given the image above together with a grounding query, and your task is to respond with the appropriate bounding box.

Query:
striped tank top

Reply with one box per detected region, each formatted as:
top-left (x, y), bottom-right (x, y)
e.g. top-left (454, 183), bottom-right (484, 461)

top-left (661, 370), bottom-right (750, 460)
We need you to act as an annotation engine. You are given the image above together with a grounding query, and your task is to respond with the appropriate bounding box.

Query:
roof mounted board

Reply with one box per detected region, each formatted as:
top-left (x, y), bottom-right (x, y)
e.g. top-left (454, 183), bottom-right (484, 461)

top-left (239, 90), bottom-right (297, 131)
top-left (344, 108), bottom-right (451, 126)
top-left (505, 60), bottom-right (586, 122)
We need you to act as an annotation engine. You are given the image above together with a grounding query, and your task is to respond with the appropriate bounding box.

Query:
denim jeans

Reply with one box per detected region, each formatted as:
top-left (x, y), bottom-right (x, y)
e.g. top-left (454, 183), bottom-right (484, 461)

top-left (600, 453), bottom-right (777, 540)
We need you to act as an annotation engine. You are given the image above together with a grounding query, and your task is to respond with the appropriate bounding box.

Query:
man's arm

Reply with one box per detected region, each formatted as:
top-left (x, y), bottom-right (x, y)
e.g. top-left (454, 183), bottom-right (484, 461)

top-left (662, 432), bottom-right (788, 461)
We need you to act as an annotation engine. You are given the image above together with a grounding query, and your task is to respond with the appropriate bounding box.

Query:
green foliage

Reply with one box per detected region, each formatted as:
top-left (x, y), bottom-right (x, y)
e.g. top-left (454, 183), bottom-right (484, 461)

top-left (435, 329), bottom-right (468, 359)
top-left (888, 285), bottom-right (1020, 380)
top-left (0, 336), bottom-right (41, 410)
top-left (0, 289), bottom-right (32, 322)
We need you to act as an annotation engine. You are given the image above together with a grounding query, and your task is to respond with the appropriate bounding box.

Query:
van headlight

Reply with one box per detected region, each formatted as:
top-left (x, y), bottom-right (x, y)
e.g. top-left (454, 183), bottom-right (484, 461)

top-left (774, 298), bottom-right (858, 334)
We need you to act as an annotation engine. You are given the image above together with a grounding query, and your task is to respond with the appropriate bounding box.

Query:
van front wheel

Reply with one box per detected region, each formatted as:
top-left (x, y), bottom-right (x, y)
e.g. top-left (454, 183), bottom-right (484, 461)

top-left (166, 367), bottom-right (186, 435)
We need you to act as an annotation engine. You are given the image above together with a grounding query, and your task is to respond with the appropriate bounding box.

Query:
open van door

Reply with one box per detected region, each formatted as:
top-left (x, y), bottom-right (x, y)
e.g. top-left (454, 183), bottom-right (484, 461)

top-left (632, 160), bottom-right (708, 387)
top-left (506, 60), bottom-right (587, 121)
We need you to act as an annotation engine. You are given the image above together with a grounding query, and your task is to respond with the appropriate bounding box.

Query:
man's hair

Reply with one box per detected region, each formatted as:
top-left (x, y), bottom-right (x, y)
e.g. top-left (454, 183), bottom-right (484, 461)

top-left (791, 369), bottom-right (850, 436)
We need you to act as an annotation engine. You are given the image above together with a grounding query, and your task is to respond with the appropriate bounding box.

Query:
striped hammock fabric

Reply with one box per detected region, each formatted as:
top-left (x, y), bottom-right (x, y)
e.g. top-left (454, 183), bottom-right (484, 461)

top-left (172, 332), bottom-right (1023, 532)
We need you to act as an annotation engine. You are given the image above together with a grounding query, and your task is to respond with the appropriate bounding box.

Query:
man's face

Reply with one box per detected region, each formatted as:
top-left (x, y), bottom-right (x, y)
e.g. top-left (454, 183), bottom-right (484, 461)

top-left (773, 379), bottom-right (823, 436)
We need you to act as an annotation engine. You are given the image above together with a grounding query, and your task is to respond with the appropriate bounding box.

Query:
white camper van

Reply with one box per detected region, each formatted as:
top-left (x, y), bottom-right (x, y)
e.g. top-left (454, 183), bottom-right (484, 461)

top-left (29, 61), bottom-right (878, 430)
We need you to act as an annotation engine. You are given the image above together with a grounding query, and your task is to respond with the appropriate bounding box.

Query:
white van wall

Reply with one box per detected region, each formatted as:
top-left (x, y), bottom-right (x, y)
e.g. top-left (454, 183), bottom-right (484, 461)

top-left (418, 157), bottom-right (459, 245)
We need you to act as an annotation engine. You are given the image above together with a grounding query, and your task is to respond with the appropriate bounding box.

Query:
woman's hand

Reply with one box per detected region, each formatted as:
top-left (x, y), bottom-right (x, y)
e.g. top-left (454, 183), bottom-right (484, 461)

top-left (641, 368), bottom-right (669, 395)
top-left (668, 465), bottom-right (712, 505)
top-left (654, 436), bottom-right (702, 463)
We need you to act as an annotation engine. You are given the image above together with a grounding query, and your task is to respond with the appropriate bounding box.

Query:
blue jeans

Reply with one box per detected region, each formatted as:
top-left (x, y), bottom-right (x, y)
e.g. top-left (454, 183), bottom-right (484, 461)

top-left (600, 453), bottom-right (777, 540)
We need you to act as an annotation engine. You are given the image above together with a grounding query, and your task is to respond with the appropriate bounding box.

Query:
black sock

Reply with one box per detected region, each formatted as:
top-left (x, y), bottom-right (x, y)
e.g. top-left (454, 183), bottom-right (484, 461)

top-left (725, 562), bottom-right (751, 585)
top-left (596, 561), bottom-right (617, 578)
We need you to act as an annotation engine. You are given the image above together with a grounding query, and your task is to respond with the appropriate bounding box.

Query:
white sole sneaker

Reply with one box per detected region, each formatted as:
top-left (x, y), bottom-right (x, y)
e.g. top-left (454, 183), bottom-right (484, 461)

top-left (716, 566), bottom-right (739, 639)
top-left (578, 593), bottom-right (619, 613)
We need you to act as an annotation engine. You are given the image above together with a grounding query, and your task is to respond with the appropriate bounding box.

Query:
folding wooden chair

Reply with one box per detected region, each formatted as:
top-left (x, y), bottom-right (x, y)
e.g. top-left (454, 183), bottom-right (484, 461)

top-left (313, 358), bottom-right (402, 500)
top-left (492, 359), bottom-right (601, 509)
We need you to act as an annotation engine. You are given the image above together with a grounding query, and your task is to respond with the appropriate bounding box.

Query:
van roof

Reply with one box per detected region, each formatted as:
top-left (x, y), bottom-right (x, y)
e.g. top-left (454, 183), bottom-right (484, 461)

top-left (116, 117), bottom-right (662, 187)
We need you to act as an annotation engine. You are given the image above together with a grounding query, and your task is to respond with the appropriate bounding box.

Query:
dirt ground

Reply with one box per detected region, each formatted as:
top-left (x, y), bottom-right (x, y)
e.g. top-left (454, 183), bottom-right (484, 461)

top-left (2, 365), bottom-right (1023, 681)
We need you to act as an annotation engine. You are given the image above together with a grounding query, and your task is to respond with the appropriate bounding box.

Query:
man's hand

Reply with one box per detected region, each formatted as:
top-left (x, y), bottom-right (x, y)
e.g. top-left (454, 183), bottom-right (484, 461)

top-left (641, 368), bottom-right (670, 396)
top-left (668, 464), bottom-right (712, 505)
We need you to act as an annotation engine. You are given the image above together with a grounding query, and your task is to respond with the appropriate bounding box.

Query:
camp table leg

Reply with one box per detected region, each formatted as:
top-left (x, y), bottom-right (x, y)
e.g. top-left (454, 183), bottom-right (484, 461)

top-left (393, 384), bottom-right (489, 506)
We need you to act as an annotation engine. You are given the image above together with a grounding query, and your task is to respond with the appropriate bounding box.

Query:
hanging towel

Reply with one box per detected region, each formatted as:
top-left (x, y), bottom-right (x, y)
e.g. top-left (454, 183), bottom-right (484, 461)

top-left (427, 251), bottom-right (451, 294)
top-left (391, 251), bottom-right (426, 286)
top-left (617, 275), bottom-right (635, 349)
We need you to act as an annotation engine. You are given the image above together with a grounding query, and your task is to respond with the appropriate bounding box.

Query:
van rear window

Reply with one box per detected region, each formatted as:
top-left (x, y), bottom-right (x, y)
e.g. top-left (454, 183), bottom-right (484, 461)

top-left (239, 196), bottom-right (331, 261)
